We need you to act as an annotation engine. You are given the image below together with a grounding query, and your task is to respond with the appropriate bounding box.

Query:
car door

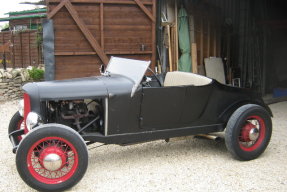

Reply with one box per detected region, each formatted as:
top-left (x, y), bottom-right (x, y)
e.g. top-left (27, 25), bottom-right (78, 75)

top-left (140, 86), bottom-right (186, 130)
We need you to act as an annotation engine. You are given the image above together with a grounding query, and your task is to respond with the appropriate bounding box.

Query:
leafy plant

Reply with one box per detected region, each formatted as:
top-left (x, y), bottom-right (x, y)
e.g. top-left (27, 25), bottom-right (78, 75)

top-left (28, 67), bottom-right (44, 81)
top-left (0, 23), bottom-right (9, 30)
top-left (36, 25), bottom-right (43, 48)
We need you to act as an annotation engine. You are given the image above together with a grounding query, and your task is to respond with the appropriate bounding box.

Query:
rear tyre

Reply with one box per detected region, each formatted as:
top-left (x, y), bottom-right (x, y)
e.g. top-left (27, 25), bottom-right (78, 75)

top-left (225, 104), bottom-right (272, 161)
top-left (16, 124), bottom-right (88, 192)
top-left (8, 111), bottom-right (24, 145)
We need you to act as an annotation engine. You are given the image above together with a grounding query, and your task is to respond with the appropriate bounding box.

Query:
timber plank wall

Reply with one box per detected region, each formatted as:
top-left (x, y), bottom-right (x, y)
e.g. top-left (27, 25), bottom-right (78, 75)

top-left (0, 30), bottom-right (43, 68)
top-left (47, 0), bottom-right (156, 80)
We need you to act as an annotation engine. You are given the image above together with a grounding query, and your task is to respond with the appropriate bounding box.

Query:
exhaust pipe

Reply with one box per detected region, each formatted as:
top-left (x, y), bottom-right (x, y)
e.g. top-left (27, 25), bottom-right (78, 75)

top-left (195, 134), bottom-right (221, 141)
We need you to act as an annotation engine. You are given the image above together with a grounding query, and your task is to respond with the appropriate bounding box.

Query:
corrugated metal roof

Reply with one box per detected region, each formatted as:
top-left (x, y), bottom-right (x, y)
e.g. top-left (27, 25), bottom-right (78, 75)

top-left (0, 13), bottom-right (46, 22)
top-left (5, 8), bottom-right (46, 16)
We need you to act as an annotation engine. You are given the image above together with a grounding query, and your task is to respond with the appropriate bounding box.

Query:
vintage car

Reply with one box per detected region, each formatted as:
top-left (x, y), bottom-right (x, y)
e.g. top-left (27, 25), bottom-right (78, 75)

top-left (8, 57), bottom-right (272, 191)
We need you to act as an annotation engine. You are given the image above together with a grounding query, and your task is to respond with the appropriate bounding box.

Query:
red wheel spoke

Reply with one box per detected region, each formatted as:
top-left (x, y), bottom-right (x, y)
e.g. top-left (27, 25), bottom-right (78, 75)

top-left (56, 139), bottom-right (61, 146)
top-left (32, 162), bottom-right (39, 167)
top-left (60, 169), bottom-right (68, 174)
top-left (27, 136), bottom-right (79, 184)
top-left (64, 145), bottom-right (69, 153)
top-left (54, 170), bottom-right (59, 178)
top-left (68, 153), bottom-right (75, 157)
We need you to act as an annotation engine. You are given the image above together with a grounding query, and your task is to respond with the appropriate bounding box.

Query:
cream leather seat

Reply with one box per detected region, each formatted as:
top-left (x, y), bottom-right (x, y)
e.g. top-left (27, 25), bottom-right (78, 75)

top-left (164, 71), bottom-right (212, 87)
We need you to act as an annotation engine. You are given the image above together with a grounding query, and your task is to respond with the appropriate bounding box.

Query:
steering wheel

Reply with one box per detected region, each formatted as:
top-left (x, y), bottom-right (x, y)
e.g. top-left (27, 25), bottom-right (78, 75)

top-left (146, 67), bottom-right (162, 87)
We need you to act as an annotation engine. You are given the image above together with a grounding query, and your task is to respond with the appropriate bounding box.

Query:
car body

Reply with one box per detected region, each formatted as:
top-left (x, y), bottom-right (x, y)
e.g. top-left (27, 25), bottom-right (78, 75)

top-left (8, 57), bottom-right (273, 191)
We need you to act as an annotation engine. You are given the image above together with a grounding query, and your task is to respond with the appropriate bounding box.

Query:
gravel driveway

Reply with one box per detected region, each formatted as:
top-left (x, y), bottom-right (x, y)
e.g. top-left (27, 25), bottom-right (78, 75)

top-left (0, 100), bottom-right (286, 192)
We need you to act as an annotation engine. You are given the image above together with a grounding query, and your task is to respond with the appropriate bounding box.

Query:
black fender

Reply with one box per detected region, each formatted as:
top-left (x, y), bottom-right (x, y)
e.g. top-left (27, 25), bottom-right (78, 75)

top-left (219, 100), bottom-right (273, 127)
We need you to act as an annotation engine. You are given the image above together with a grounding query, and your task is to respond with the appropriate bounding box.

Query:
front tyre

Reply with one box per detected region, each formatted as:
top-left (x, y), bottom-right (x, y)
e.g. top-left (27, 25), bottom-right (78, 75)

top-left (8, 111), bottom-right (24, 145)
top-left (225, 104), bottom-right (272, 161)
top-left (16, 124), bottom-right (88, 192)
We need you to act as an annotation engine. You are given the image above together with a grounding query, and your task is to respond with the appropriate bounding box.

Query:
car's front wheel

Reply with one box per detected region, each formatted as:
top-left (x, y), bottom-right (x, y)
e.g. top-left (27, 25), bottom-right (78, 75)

top-left (225, 104), bottom-right (272, 161)
top-left (8, 111), bottom-right (24, 145)
top-left (16, 124), bottom-right (88, 191)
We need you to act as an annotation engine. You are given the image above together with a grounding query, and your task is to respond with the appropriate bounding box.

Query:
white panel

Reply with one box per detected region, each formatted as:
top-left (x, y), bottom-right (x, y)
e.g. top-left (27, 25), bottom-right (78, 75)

top-left (106, 56), bottom-right (150, 96)
top-left (204, 57), bottom-right (226, 84)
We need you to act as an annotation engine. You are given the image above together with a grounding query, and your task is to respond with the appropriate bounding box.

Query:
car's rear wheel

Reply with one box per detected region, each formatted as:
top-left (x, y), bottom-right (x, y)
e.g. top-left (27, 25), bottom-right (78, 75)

top-left (16, 124), bottom-right (88, 192)
top-left (8, 111), bottom-right (24, 145)
top-left (225, 104), bottom-right (272, 161)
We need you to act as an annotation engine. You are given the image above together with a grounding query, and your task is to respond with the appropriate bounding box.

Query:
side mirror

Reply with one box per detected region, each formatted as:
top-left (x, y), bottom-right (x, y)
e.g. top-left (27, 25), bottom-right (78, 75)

top-left (100, 64), bottom-right (105, 74)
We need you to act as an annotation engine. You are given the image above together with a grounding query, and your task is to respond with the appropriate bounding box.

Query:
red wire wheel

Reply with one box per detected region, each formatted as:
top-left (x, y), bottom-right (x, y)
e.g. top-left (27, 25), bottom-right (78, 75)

top-left (27, 137), bottom-right (79, 184)
top-left (16, 125), bottom-right (88, 192)
top-left (238, 116), bottom-right (266, 152)
top-left (225, 104), bottom-right (272, 161)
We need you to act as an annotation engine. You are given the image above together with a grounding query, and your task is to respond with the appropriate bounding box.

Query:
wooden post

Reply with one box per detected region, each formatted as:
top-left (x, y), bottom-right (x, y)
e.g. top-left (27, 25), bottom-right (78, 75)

top-left (11, 32), bottom-right (15, 68)
top-left (151, 0), bottom-right (156, 70)
top-left (213, 29), bottom-right (217, 57)
top-left (207, 21), bottom-right (210, 57)
top-left (192, 43), bottom-right (198, 73)
top-left (37, 31), bottom-right (40, 65)
top-left (171, 26), bottom-right (178, 71)
top-left (217, 22), bottom-right (221, 57)
top-left (167, 25), bottom-right (172, 72)
top-left (189, 15), bottom-right (195, 72)
top-left (157, 60), bottom-right (162, 74)
top-left (1, 33), bottom-right (4, 69)
top-left (28, 31), bottom-right (32, 66)
top-left (20, 32), bottom-right (24, 68)
top-left (1, 33), bottom-right (4, 45)
top-left (175, 0), bottom-right (178, 70)
top-left (100, 3), bottom-right (104, 49)
top-left (200, 16), bottom-right (204, 66)
top-left (1, 33), bottom-right (4, 68)
top-left (189, 15), bottom-right (195, 43)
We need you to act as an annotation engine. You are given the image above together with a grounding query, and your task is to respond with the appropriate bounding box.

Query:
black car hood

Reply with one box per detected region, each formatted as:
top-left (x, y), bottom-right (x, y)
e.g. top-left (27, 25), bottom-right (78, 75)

top-left (23, 75), bottom-right (134, 101)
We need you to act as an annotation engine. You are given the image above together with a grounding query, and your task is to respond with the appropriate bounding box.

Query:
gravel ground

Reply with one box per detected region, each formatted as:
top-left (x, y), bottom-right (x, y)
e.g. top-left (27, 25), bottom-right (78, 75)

top-left (0, 100), bottom-right (286, 192)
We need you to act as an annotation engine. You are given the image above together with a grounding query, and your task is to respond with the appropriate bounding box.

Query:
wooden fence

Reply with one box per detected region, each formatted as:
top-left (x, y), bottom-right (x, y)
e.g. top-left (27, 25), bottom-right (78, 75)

top-left (0, 30), bottom-right (43, 69)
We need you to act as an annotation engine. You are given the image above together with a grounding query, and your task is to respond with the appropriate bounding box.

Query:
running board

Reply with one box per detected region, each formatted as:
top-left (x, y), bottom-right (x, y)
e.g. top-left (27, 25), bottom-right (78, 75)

top-left (82, 124), bottom-right (224, 145)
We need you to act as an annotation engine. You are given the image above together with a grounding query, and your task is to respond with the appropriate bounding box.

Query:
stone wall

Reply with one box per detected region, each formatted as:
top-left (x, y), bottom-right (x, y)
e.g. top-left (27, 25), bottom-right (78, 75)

top-left (0, 66), bottom-right (44, 101)
top-left (0, 77), bottom-right (29, 101)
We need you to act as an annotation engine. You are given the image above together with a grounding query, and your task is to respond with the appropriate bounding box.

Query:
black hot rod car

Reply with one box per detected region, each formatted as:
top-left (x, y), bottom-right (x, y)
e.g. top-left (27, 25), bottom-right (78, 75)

top-left (8, 57), bottom-right (272, 191)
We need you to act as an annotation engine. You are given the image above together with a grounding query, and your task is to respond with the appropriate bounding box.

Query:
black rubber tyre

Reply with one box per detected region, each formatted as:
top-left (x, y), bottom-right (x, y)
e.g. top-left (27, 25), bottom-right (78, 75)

top-left (8, 111), bottom-right (24, 145)
top-left (16, 124), bottom-right (88, 192)
top-left (225, 104), bottom-right (272, 161)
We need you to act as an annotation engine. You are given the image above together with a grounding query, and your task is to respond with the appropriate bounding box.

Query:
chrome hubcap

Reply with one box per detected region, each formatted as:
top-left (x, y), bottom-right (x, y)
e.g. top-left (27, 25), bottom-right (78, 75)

top-left (249, 128), bottom-right (259, 141)
top-left (43, 153), bottom-right (62, 171)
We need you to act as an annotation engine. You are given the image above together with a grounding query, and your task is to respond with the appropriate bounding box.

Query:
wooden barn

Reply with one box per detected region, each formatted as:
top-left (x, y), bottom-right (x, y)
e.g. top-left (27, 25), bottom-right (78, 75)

top-left (44, 0), bottom-right (287, 98)
top-left (45, 0), bottom-right (156, 80)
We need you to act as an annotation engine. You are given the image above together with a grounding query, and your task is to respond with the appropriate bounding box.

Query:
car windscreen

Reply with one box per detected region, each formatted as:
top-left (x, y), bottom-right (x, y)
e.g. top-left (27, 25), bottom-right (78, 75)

top-left (105, 57), bottom-right (151, 96)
